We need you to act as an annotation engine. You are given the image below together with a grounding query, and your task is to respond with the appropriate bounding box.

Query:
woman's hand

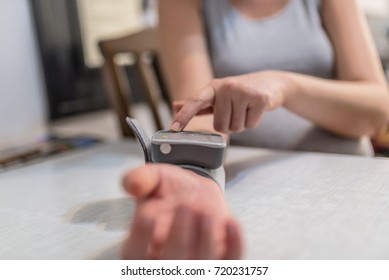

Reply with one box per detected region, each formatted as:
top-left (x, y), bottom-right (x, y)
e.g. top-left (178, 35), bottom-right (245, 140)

top-left (171, 71), bottom-right (296, 134)
top-left (121, 164), bottom-right (243, 260)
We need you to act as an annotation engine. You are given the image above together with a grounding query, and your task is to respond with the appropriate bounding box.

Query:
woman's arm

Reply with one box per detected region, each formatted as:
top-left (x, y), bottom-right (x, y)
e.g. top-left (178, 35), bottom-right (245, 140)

top-left (159, 0), bottom-right (220, 134)
top-left (284, 0), bottom-right (389, 138)
top-left (172, 0), bottom-right (389, 138)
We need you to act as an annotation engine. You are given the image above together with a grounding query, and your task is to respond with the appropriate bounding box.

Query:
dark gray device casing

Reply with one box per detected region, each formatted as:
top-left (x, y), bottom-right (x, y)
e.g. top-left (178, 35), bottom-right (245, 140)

top-left (151, 130), bottom-right (226, 169)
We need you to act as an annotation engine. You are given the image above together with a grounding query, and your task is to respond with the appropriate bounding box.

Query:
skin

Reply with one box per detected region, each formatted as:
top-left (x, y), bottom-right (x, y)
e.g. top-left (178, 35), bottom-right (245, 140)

top-left (122, 0), bottom-right (389, 259)
top-left (161, 0), bottom-right (389, 138)
top-left (121, 164), bottom-right (243, 260)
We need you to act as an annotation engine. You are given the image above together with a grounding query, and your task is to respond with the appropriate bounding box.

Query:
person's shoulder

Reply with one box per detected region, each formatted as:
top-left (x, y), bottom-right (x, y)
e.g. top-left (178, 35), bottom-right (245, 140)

top-left (159, 0), bottom-right (202, 16)
top-left (179, 0), bottom-right (202, 9)
top-left (159, 0), bottom-right (201, 9)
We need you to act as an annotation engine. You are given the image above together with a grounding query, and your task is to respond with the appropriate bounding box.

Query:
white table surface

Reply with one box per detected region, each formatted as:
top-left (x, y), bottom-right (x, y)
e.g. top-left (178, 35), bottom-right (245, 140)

top-left (1, 141), bottom-right (389, 259)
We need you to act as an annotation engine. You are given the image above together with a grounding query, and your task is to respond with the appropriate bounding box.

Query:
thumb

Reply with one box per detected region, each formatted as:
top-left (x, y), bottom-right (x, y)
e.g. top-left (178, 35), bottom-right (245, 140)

top-left (170, 85), bottom-right (215, 131)
top-left (122, 164), bottom-right (161, 198)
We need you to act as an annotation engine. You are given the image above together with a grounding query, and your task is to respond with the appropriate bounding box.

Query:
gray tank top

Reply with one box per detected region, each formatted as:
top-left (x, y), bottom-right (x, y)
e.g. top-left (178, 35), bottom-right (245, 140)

top-left (201, 0), bottom-right (373, 156)
top-left (202, 0), bottom-right (334, 78)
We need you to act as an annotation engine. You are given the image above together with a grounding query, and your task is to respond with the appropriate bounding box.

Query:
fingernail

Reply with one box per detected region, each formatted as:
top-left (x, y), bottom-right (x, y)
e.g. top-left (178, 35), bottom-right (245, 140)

top-left (170, 121), bottom-right (181, 131)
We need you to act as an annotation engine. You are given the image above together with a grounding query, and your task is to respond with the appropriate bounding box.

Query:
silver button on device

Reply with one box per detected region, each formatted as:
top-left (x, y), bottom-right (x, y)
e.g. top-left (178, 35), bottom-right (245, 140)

top-left (160, 143), bottom-right (172, 154)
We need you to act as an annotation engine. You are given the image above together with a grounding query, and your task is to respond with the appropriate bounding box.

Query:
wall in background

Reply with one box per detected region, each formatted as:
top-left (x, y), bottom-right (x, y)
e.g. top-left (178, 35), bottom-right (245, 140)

top-left (358, 0), bottom-right (389, 18)
top-left (77, 0), bottom-right (143, 68)
top-left (0, 0), bottom-right (47, 150)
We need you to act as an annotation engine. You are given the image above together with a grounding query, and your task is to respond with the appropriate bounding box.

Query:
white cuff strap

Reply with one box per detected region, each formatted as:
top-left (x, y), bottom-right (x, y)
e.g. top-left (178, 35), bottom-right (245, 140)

top-left (179, 164), bottom-right (225, 193)
top-left (126, 117), bottom-right (225, 193)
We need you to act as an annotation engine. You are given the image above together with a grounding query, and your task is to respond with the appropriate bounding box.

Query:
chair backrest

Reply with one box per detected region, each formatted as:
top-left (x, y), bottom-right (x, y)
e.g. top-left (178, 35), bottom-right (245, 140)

top-left (98, 28), bottom-right (172, 138)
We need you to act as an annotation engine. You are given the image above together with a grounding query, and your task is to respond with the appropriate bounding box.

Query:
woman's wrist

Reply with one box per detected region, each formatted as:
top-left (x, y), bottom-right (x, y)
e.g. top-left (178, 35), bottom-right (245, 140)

top-left (251, 70), bottom-right (299, 107)
top-left (183, 165), bottom-right (226, 193)
top-left (278, 71), bottom-right (299, 106)
top-left (272, 71), bottom-right (300, 107)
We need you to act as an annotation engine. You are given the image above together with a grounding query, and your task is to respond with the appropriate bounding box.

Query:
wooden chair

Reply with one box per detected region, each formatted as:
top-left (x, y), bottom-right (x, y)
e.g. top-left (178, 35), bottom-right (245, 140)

top-left (98, 28), bottom-right (172, 138)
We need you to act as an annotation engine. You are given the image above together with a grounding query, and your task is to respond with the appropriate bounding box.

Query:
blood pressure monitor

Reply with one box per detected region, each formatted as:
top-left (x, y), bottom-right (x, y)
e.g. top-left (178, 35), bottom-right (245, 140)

top-left (126, 117), bottom-right (226, 191)
top-left (151, 130), bottom-right (226, 169)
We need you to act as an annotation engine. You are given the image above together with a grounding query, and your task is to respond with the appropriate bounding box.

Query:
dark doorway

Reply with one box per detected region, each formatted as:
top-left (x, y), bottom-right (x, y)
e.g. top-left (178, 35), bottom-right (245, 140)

top-left (30, 0), bottom-right (107, 120)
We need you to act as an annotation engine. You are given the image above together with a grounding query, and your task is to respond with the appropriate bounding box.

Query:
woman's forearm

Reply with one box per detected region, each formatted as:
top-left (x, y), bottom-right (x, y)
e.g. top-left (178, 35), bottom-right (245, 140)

top-left (284, 72), bottom-right (389, 138)
top-left (159, 0), bottom-right (219, 134)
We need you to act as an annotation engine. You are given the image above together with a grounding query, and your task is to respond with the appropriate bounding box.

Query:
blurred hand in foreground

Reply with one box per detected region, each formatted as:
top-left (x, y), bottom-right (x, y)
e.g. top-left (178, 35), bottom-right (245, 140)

top-left (121, 163), bottom-right (243, 260)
